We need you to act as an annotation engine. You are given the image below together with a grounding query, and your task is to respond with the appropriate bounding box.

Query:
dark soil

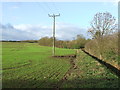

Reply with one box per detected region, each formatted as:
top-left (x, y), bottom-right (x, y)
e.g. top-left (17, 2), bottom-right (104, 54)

top-left (53, 55), bottom-right (76, 58)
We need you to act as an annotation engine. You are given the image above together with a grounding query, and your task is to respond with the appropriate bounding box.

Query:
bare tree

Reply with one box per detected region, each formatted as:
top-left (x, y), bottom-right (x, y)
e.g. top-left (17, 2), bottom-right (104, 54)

top-left (88, 12), bottom-right (117, 59)
top-left (88, 12), bottom-right (117, 39)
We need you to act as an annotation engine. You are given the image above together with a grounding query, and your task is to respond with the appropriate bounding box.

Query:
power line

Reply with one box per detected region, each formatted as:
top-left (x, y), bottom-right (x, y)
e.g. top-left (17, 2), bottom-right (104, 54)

top-left (43, 2), bottom-right (54, 14)
top-left (37, 2), bottom-right (50, 14)
top-left (49, 2), bottom-right (65, 23)
top-left (36, 2), bottom-right (66, 28)
top-left (36, 2), bottom-right (62, 19)
top-left (51, 2), bottom-right (60, 13)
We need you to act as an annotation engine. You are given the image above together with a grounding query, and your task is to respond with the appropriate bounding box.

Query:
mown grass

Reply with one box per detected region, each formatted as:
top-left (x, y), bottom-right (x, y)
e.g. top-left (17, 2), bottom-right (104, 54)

top-left (2, 42), bottom-right (75, 88)
top-left (61, 50), bottom-right (119, 88)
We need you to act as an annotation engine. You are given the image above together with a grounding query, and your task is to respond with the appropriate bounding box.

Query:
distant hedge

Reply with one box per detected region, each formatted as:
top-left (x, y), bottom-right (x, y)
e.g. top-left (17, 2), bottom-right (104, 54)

top-left (1, 40), bottom-right (38, 43)
top-left (38, 35), bottom-right (89, 49)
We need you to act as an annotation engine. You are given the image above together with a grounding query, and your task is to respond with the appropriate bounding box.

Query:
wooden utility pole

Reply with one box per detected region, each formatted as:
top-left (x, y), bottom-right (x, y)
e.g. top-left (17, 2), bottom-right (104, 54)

top-left (48, 14), bottom-right (60, 56)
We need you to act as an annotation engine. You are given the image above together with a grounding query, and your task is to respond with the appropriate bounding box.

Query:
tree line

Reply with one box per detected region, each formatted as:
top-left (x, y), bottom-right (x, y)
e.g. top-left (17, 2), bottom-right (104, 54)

top-left (38, 34), bottom-right (90, 49)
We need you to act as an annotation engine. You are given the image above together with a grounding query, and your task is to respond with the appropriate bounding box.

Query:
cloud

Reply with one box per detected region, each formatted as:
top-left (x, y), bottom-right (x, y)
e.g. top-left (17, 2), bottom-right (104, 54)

top-left (1, 24), bottom-right (37, 41)
top-left (102, 0), bottom-right (119, 7)
top-left (111, 0), bottom-right (119, 6)
top-left (1, 23), bottom-right (89, 41)
top-left (12, 6), bottom-right (19, 9)
top-left (55, 22), bottom-right (88, 40)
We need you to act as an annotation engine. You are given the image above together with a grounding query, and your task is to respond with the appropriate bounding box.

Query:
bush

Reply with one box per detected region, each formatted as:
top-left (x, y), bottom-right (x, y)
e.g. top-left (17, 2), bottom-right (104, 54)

top-left (85, 32), bottom-right (118, 68)
top-left (38, 34), bottom-right (89, 49)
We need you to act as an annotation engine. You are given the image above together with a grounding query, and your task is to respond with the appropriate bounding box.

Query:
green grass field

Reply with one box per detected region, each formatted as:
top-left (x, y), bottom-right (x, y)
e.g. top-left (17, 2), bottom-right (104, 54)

top-left (2, 42), bottom-right (75, 88)
top-left (2, 42), bottom-right (119, 88)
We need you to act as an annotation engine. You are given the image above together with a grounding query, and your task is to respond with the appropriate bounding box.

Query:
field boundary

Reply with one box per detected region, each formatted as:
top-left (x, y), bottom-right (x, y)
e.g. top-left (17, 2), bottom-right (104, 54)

top-left (53, 54), bottom-right (76, 58)
top-left (81, 49), bottom-right (120, 78)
